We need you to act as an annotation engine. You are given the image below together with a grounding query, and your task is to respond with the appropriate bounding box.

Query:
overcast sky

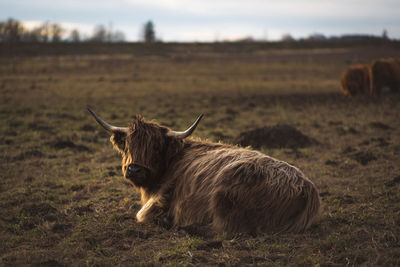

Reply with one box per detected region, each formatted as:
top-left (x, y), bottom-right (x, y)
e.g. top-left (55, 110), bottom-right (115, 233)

top-left (1, 0), bottom-right (400, 41)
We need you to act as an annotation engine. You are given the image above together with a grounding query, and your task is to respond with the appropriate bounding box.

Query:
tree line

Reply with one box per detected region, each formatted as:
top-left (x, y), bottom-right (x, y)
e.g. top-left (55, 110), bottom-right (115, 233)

top-left (0, 18), bottom-right (157, 43)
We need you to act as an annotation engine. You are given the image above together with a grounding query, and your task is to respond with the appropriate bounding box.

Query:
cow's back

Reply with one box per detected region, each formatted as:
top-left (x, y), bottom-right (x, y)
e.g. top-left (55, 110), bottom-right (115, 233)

top-left (167, 142), bottom-right (321, 233)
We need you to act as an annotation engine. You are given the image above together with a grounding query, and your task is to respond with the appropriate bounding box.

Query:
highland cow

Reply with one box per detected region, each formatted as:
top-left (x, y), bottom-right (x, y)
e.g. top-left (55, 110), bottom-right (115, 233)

top-left (340, 58), bottom-right (400, 96)
top-left (88, 108), bottom-right (321, 234)
top-left (340, 64), bottom-right (371, 96)
top-left (369, 58), bottom-right (400, 95)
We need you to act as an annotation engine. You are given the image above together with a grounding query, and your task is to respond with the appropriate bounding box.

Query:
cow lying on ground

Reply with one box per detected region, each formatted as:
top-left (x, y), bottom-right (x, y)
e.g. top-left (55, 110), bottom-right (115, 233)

top-left (340, 64), bottom-right (370, 96)
top-left (88, 108), bottom-right (321, 234)
top-left (369, 58), bottom-right (400, 95)
top-left (340, 58), bottom-right (400, 96)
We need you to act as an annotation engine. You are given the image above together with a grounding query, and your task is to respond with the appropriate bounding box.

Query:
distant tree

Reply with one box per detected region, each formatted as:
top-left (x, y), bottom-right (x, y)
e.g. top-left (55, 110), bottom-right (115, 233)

top-left (70, 29), bottom-right (81, 42)
top-left (0, 21), bottom-right (5, 41)
top-left (29, 26), bottom-right (43, 42)
top-left (309, 33), bottom-right (326, 41)
top-left (21, 30), bottom-right (37, 42)
top-left (111, 30), bottom-right (125, 42)
top-left (281, 33), bottom-right (294, 42)
top-left (236, 36), bottom-right (255, 43)
top-left (27, 22), bottom-right (51, 42)
top-left (51, 23), bottom-right (64, 42)
top-left (142, 20), bottom-right (155, 43)
top-left (0, 18), bottom-right (24, 42)
top-left (105, 22), bottom-right (113, 42)
top-left (40, 22), bottom-right (50, 42)
top-left (0, 18), bottom-right (68, 46)
top-left (89, 24), bottom-right (126, 42)
top-left (382, 29), bottom-right (389, 40)
top-left (91, 25), bottom-right (107, 42)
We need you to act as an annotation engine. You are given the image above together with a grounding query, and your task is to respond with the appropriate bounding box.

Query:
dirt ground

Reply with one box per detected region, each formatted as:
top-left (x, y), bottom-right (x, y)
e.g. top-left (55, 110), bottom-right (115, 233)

top-left (1, 43), bottom-right (400, 266)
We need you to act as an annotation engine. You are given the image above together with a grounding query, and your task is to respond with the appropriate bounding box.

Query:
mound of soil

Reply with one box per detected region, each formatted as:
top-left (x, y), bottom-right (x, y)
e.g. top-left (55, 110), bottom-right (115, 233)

top-left (235, 125), bottom-right (316, 149)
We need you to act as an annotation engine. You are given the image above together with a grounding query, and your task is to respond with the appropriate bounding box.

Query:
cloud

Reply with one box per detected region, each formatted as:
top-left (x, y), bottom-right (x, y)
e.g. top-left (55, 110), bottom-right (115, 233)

top-left (123, 0), bottom-right (400, 19)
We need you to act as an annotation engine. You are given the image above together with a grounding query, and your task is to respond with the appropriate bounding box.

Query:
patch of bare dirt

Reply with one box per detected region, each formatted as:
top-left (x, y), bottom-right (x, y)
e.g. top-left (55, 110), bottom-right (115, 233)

top-left (385, 176), bottom-right (400, 187)
top-left (336, 194), bottom-right (356, 204)
top-left (195, 240), bottom-right (223, 251)
top-left (13, 149), bottom-right (44, 161)
top-left (342, 146), bottom-right (356, 154)
top-left (359, 137), bottom-right (390, 147)
top-left (0, 138), bottom-right (13, 145)
top-left (370, 137), bottom-right (390, 147)
top-left (235, 125), bottom-right (316, 149)
top-left (49, 139), bottom-right (90, 152)
top-left (239, 256), bottom-right (267, 265)
top-left (105, 165), bottom-right (120, 177)
top-left (18, 203), bottom-right (67, 231)
top-left (319, 191), bottom-right (331, 200)
top-left (325, 160), bottom-right (339, 166)
top-left (27, 121), bottom-right (53, 132)
top-left (21, 203), bottom-right (59, 217)
top-left (80, 124), bottom-right (96, 132)
top-left (124, 229), bottom-right (151, 239)
top-left (33, 259), bottom-right (65, 267)
top-left (70, 184), bottom-right (85, 191)
top-left (342, 146), bottom-right (378, 165)
top-left (351, 151), bottom-right (377, 165)
top-left (46, 113), bottom-right (78, 121)
top-left (176, 224), bottom-right (215, 238)
top-left (70, 204), bottom-right (94, 216)
top-left (368, 122), bottom-right (392, 130)
top-left (335, 126), bottom-right (359, 135)
top-left (51, 223), bottom-right (72, 233)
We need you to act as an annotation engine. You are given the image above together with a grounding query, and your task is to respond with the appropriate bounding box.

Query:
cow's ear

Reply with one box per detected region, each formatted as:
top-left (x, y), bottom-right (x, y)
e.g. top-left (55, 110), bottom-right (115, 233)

top-left (110, 131), bottom-right (127, 153)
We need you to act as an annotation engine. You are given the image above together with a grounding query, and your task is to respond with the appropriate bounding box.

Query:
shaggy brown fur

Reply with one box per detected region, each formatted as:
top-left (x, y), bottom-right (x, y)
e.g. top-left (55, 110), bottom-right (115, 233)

top-left (109, 116), bottom-right (321, 234)
top-left (369, 58), bottom-right (400, 95)
top-left (340, 64), bottom-right (371, 96)
top-left (340, 58), bottom-right (400, 96)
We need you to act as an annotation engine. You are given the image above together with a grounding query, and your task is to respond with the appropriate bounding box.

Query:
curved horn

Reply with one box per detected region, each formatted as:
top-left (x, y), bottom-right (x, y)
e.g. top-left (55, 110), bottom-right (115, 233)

top-left (168, 114), bottom-right (203, 138)
top-left (87, 107), bottom-right (128, 134)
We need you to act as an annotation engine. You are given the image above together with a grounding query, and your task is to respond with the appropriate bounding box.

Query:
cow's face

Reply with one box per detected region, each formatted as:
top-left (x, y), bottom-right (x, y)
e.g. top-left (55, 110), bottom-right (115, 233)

top-left (111, 115), bottom-right (183, 190)
top-left (88, 108), bottom-right (202, 190)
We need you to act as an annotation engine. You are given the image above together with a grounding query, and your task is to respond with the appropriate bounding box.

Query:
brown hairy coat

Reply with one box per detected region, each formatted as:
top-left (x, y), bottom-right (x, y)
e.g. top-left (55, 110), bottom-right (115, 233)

top-left (107, 115), bottom-right (321, 234)
top-left (340, 64), bottom-right (371, 96)
top-left (340, 58), bottom-right (400, 96)
top-left (369, 58), bottom-right (400, 95)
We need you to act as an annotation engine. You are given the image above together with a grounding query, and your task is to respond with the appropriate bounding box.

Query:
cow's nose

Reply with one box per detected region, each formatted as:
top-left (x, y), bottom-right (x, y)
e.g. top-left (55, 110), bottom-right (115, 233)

top-left (127, 164), bottom-right (144, 175)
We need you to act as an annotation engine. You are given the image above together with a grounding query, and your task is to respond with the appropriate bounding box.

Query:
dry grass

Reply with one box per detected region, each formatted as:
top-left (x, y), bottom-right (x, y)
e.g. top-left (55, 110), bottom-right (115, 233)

top-left (1, 43), bottom-right (400, 266)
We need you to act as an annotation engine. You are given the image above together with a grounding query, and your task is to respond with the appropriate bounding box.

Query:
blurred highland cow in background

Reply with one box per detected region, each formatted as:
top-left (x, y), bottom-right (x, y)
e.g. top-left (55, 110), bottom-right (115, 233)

top-left (340, 64), bottom-right (371, 96)
top-left (340, 58), bottom-right (400, 96)
top-left (369, 58), bottom-right (400, 95)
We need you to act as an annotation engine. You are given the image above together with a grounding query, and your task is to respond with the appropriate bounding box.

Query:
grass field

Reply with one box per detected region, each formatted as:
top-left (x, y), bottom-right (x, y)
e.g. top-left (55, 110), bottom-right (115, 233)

top-left (1, 43), bottom-right (400, 266)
